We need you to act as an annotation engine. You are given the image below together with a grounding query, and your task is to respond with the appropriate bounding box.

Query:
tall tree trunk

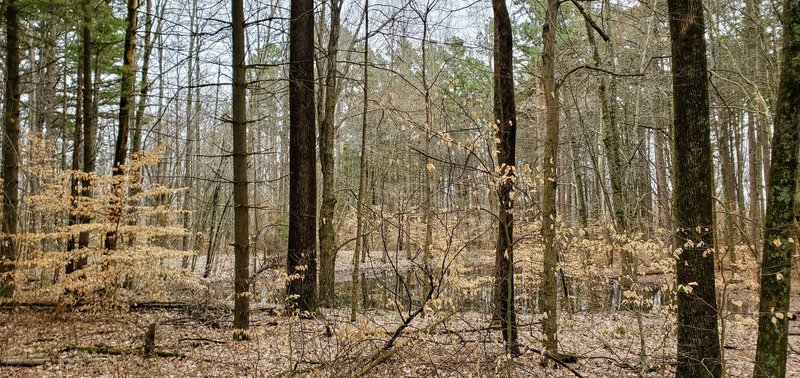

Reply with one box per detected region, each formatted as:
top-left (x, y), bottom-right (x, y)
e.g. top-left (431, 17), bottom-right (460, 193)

top-left (66, 65), bottom-right (84, 274)
top-left (667, 0), bottom-right (723, 373)
top-left (78, 2), bottom-right (95, 255)
top-left (491, 0), bottom-right (519, 356)
top-left (635, 127), bottom-right (653, 235)
top-left (587, 4), bottom-right (637, 289)
top-left (125, 0), bottom-right (155, 248)
top-left (181, 0), bottom-right (199, 268)
top-left (204, 183), bottom-right (222, 278)
top-left (420, 7), bottom-right (433, 265)
top-left (1, 0), bottom-right (20, 296)
top-left (231, 0), bottom-right (250, 338)
top-left (318, 0), bottom-right (343, 308)
top-left (654, 129), bottom-right (671, 230)
top-left (753, 0), bottom-right (800, 373)
top-left (132, 0), bottom-right (155, 156)
top-left (653, 87), bottom-right (672, 231)
top-left (749, 114), bottom-right (763, 259)
top-left (570, 124), bottom-right (588, 228)
top-left (154, 10), bottom-right (168, 245)
top-left (350, 0), bottom-right (369, 322)
top-left (32, 24), bottom-right (57, 140)
top-left (105, 0), bottom-right (138, 251)
top-left (734, 114), bottom-right (747, 228)
top-left (287, 0), bottom-right (318, 314)
top-left (541, 0), bottom-right (560, 355)
top-left (717, 111), bottom-right (739, 262)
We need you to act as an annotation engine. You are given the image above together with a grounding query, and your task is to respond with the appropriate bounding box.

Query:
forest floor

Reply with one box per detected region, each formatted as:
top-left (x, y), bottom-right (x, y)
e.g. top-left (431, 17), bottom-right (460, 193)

top-left (1, 298), bottom-right (799, 377)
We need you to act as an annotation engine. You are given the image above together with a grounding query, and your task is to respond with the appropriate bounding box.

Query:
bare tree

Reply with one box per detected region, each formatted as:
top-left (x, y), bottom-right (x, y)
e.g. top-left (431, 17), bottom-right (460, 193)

top-left (540, 0), bottom-right (560, 355)
top-left (287, 0), bottom-right (318, 314)
top-left (319, 0), bottom-right (344, 307)
top-left (490, 0), bottom-right (519, 356)
top-left (1, 0), bottom-right (21, 296)
top-left (76, 0), bottom-right (95, 262)
top-left (232, 0), bottom-right (251, 338)
top-left (667, 0), bottom-right (723, 373)
top-left (350, 0), bottom-right (370, 322)
top-left (105, 0), bottom-right (139, 251)
top-left (753, 0), bottom-right (800, 373)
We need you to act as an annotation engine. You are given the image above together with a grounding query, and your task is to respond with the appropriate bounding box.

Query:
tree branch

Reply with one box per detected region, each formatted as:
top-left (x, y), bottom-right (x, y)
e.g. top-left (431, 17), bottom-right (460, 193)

top-left (569, 0), bottom-right (609, 42)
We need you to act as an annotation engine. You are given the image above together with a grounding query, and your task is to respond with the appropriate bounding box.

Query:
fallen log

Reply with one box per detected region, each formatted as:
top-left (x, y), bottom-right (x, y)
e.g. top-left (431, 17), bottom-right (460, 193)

top-left (0, 357), bottom-right (51, 367)
top-left (61, 344), bottom-right (185, 359)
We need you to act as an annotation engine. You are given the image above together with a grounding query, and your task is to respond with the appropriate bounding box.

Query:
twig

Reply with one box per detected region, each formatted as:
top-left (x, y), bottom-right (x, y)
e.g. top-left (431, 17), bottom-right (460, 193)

top-left (353, 270), bottom-right (436, 376)
top-left (178, 337), bottom-right (227, 344)
top-left (431, 321), bottom-right (543, 335)
top-left (569, 0), bottom-right (609, 42)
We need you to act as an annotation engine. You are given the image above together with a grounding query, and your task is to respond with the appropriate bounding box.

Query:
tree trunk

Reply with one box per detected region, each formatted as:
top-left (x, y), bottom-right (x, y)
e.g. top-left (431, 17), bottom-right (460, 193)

top-left (635, 127), bottom-right (653, 235)
top-left (350, 0), bottom-right (369, 322)
top-left (749, 114), bottom-right (763, 259)
top-left (570, 122), bottom-right (588, 228)
top-left (155, 9), bottom-right (168, 247)
top-left (420, 8), bottom-right (433, 265)
top-left (287, 0), bottom-right (318, 314)
top-left (587, 5), bottom-right (637, 289)
top-left (653, 93), bottom-right (672, 231)
top-left (491, 0), bottom-right (519, 356)
top-left (717, 111), bottom-right (739, 262)
top-left (78, 2), bottom-right (95, 256)
top-left (231, 0), bottom-right (250, 338)
top-left (318, 0), bottom-right (343, 308)
top-left (753, 0), bottom-right (800, 373)
top-left (132, 0), bottom-right (155, 157)
top-left (541, 0), bottom-right (560, 355)
top-left (667, 0), bottom-right (723, 373)
top-left (1, 0), bottom-right (20, 296)
top-left (105, 0), bottom-right (138, 251)
top-left (181, 0), bottom-right (199, 268)
top-left (66, 64), bottom-right (84, 274)
top-left (125, 0), bottom-right (155, 248)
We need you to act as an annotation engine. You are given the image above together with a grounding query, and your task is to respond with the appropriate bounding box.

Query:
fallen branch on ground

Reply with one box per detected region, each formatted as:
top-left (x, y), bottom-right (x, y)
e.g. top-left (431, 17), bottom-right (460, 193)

top-left (178, 337), bottom-right (227, 345)
top-left (0, 357), bottom-right (52, 367)
top-left (61, 344), bottom-right (185, 359)
top-left (525, 346), bottom-right (583, 378)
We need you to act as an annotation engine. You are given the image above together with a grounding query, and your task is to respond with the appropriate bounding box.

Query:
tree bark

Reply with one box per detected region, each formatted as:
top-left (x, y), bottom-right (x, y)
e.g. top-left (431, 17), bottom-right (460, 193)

top-left (287, 0), bottom-right (318, 314)
top-left (586, 5), bottom-right (637, 290)
top-left (231, 0), bottom-right (250, 338)
top-left (667, 0), bottom-right (723, 373)
top-left (132, 0), bottom-right (155, 157)
top-left (419, 6), bottom-right (433, 265)
top-left (635, 127), bottom-right (653, 235)
top-left (541, 0), bottom-right (560, 355)
top-left (350, 0), bottom-right (369, 322)
top-left (749, 114), bottom-right (763, 259)
top-left (66, 64), bottom-right (84, 274)
top-left (717, 111), bottom-right (739, 262)
top-left (653, 95), bottom-right (672, 232)
top-left (491, 0), bottom-right (519, 356)
top-left (1, 0), bottom-right (21, 296)
top-left (181, 0), bottom-right (199, 268)
top-left (77, 1), bottom-right (95, 257)
top-left (318, 0), bottom-right (343, 308)
top-left (105, 0), bottom-right (138, 251)
top-left (753, 0), bottom-right (800, 373)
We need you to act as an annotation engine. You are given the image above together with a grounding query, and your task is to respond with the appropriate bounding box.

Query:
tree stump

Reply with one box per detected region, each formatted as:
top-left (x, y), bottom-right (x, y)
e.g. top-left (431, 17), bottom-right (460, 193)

top-left (143, 322), bottom-right (156, 357)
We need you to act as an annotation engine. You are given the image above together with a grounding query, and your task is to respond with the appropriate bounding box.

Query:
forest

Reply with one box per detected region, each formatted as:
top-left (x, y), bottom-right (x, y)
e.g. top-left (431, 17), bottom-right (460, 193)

top-left (0, 0), bottom-right (799, 376)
